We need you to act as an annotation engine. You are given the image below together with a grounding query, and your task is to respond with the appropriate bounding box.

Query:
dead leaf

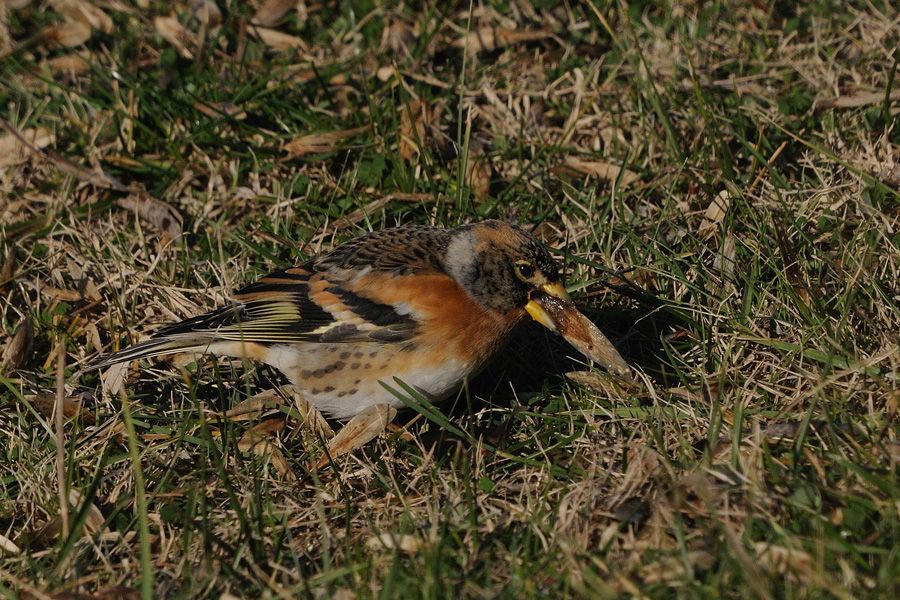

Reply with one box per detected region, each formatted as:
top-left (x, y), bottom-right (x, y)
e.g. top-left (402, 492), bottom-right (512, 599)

top-left (4, 0), bottom-right (32, 10)
top-left (1, 244), bottom-right (15, 284)
top-left (225, 388), bottom-right (284, 421)
top-left (375, 65), bottom-right (395, 82)
top-left (252, 0), bottom-right (296, 27)
top-left (193, 100), bottom-right (246, 120)
top-left (608, 444), bottom-right (661, 508)
top-left (366, 533), bottom-right (421, 554)
top-left (251, 25), bottom-right (307, 51)
top-left (56, 586), bottom-right (141, 600)
top-left (55, 0), bottom-right (114, 34)
top-left (43, 20), bottom-right (92, 48)
top-left (698, 190), bottom-right (730, 237)
top-left (0, 533), bottom-right (19, 555)
top-left (465, 150), bottom-right (491, 201)
top-left (291, 390), bottom-right (335, 439)
top-left (0, 120), bottom-right (127, 189)
top-left (84, 322), bottom-right (102, 352)
top-left (640, 550), bottom-right (716, 583)
top-left (381, 20), bottom-right (417, 56)
top-left (37, 282), bottom-right (82, 302)
top-left (755, 542), bottom-right (813, 581)
top-left (44, 53), bottom-right (91, 76)
top-left (324, 192), bottom-right (433, 233)
top-left (0, 127), bottom-right (54, 167)
top-left (100, 361), bottom-right (128, 397)
top-left (29, 392), bottom-right (95, 425)
top-left (454, 27), bottom-right (551, 53)
top-left (399, 98), bottom-right (430, 163)
top-left (116, 193), bottom-right (182, 240)
top-left (154, 15), bottom-right (196, 59)
top-left (816, 89), bottom-right (900, 109)
top-left (68, 488), bottom-right (105, 534)
top-left (565, 370), bottom-right (639, 397)
top-left (284, 125), bottom-right (370, 157)
top-left (2, 317), bottom-right (33, 370)
top-left (237, 418), bottom-right (286, 451)
top-left (238, 418), bottom-right (297, 480)
top-left (560, 156), bottom-right (639, 187)
top-left (191, 0), bottom-right (222, 28)
top-left (318, 404), bottom-right (396, 467)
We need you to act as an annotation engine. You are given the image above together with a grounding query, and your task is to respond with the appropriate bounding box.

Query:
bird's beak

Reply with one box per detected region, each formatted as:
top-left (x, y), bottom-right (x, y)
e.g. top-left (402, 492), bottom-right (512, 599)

top-left (525, 282), bottom-right (631, 378)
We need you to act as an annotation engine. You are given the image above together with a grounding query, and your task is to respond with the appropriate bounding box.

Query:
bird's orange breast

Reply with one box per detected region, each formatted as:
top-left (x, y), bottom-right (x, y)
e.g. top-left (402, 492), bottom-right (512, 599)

top-left (348, 271), bottom-right (524, 367)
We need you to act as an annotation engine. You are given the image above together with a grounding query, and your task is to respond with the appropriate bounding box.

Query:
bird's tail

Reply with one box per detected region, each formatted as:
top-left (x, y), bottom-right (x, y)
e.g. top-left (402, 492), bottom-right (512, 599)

top-left (86, 334), bottom-right (219, 371)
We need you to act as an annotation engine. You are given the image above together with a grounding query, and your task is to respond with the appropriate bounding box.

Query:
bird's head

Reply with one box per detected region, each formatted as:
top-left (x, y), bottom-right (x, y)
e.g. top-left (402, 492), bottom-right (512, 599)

top-left (444, 220), bottom-right (631, 377)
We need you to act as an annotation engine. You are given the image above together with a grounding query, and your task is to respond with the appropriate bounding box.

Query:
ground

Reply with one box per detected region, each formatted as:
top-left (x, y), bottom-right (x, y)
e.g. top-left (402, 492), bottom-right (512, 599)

top-left (0, 0), bottom-right (898, 598)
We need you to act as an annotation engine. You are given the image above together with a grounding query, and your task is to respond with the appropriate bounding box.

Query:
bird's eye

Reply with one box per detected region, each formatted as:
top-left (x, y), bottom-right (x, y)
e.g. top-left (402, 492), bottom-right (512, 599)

top-left (515, 262), bottom-right (535, 280)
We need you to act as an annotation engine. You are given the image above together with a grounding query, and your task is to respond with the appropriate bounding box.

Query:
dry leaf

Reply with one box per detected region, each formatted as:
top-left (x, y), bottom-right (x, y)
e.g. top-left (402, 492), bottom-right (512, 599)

top-left (68, 488), bottom-right (105, 534)
top-left (399, 98), bottom-right (430, 163)
top-left (116, 193), bottom-right (183, 239)
top-left (238, 418), bottom-right (297, 480)
top-left (44, 53), bottom-right (91, 76)
top-left (4, 0), bottom-right (33, 10)
top-left (251, 25), bottom-right (306, 51)
top-left (224, 388), bottom-right (282, 422)
top-left (252, 0), bottom-right (296, 27)
top-left (465, 151), bottom-right (491, 201)
top-left (382, 20), bottom-right (417, 55)
top-left (561, 156), bottom-right (639, 188)
top-left (318, 404), bottom-right (396, 467)
top-left (565, 370), bottom-right (638, 397)
top-left (70, 586), bottom-right (140, 600)
top-left (755, 542), bottom-right (813, 581)
top-left (698, 190), bottom-right (730, 237)
top-left (55, 0), bottom-right (114, 34)
top-left (284, 125), bottom-right (370, 157)
top-left (0, 123), bottom-right (126, 189)
top-left (37, 282), bottom-right (82, 302)
top-left (366, 533), bottom-right (421, 554)
top-left (375, 65), bottom-right (395, 82)
top-left (43, 20), bottom-right (92, 47)
top-left (84, 322), bottom-right (102, 352)
top-left (0, 127), bottom-right (54, 167)
top-left (100, 361), bottom-right (128, 397)
top-left (193, 100), bottom-right (246, 119)
top-left (0, 533), bottom-right (19, 555)
top-left (2, 317), bottom-right (33, 370)
top-left (80, 277), bottom-right (101, 302)
top-left (816, 89), bottom-right (900, 109)
top-left (1, 244), bottom-right (15, 283)
top-left (640, 551), bottom-right (716, 584)
top-left (608, 445), bottom-right (660, 508)
top-left (454, 27), bottom-right (551, 53)
top-left (154, 15), bottom-right (196, 59)
top-left (237, 418), bottom-right (286, 451)
top-left (30, 392), bottom-right (96, 425)
top-left (191, 0), bottom-right (222, 28)
top-left (324, 192), bottom-right (433, 233)
top-left (291, 390), bottom-right (334, 439)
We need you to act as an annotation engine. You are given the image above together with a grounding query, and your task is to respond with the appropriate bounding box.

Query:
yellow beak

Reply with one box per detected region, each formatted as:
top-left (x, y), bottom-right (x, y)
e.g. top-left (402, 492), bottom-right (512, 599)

top-left (524, 282), bottom-right (570, 330)
top-left (525, 282), bottom-right (631, 378)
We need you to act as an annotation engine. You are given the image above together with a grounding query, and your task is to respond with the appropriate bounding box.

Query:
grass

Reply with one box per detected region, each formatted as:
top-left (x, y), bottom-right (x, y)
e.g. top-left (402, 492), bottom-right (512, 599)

top-left (1, 0), bottom-right (898, 597)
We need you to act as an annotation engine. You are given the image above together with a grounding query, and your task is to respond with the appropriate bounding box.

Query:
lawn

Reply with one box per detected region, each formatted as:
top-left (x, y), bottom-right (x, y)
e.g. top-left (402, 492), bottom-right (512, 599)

top-left (1, 0), bottom-right (897, 598)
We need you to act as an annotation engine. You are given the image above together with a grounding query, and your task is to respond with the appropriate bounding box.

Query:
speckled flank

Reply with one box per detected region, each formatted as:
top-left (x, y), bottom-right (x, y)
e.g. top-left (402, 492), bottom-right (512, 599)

top-left (258, 341), bottom-right (469, 419)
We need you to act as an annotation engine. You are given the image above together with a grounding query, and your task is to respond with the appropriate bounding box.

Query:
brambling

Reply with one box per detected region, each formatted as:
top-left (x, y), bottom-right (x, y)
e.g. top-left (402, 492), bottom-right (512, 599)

top-left (91, 220), bottom-right (630, 420)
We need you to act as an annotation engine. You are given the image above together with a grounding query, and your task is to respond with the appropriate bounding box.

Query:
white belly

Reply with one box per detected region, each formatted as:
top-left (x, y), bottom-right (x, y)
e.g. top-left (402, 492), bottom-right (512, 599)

top-left (238, 342), bottom-right (471, 420)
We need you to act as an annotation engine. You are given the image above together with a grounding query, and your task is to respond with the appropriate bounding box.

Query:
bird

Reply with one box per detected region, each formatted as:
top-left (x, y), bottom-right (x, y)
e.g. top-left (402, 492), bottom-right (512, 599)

top-left (90, 220), bottom-right (630, 420)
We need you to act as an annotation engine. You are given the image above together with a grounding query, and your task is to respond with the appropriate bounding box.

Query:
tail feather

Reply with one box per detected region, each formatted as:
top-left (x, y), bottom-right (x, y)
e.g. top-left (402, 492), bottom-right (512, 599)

top-left (87, 335), bottom-right (218, 371)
